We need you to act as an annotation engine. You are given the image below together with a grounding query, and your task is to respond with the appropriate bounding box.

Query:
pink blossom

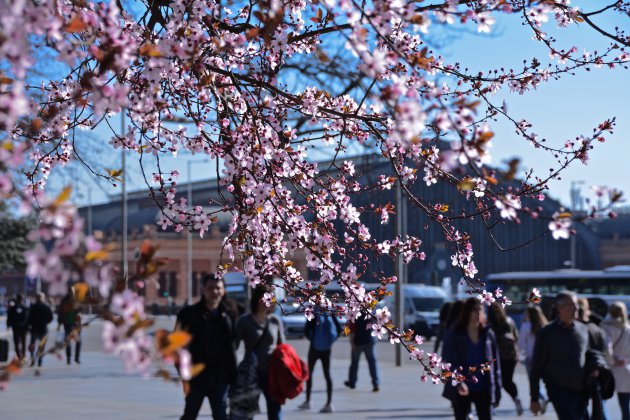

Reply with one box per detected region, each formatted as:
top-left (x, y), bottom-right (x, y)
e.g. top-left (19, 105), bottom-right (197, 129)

top-left (548, 212), bottom-right (572, 240)
top-left (495, 194), bottom-right (521, 221)
top-left (477, 290), bottom-right (495, 306)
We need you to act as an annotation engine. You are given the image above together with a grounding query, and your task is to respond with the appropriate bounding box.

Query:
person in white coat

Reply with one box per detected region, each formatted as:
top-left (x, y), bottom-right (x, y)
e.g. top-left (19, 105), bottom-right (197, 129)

top-left (601, 301), bottom-right (630, 420)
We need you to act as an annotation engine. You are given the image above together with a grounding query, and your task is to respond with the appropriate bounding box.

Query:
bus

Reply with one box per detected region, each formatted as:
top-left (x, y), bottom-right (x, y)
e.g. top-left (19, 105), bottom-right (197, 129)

top-left (485, 266), bottom-right (630, 322)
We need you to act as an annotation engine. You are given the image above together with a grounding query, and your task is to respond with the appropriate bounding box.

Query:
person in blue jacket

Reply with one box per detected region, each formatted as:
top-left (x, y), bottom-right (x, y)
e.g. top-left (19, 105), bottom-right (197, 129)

top-left (442, 297), bottom-right (502, 420)
top-left (299, 307), bottom-right (341, 413)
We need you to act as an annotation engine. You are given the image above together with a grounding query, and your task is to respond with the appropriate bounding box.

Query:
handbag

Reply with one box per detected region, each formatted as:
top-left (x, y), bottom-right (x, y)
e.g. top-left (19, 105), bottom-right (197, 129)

top-left (229, 320), bottom-right (269, 420)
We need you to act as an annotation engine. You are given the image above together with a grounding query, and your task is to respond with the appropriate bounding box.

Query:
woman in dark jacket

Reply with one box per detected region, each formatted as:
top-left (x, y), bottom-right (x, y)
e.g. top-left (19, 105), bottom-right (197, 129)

top-left (488, 302), bottom-right (523, 415)
top-left (442, 297), bottom-right (502, 420)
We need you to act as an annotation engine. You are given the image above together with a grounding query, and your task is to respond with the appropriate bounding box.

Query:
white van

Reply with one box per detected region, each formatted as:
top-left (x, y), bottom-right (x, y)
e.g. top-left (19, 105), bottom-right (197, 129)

top-left (383, 284), bottom-right (448, 340)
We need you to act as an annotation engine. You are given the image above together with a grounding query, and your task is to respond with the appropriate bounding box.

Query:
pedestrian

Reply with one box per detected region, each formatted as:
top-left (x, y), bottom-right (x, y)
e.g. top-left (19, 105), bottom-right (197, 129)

top-left (578, 297), bottom-right (611, 420)
top-left (234, 285), bottom-right (285, 420)
top-left (298, 307), bottom-right (342, 413)
top-left (530, 290), bottom-right (590, 419)
top-left (488, 302), bottom-right (523, 415)
top-left (344, 311), bottom-right (380, 392)
top-left (518, 305), bottom-right (549, 412)
top-left (445, 299), bottom-right (464, 330)
top-left (433, 301), bottom-right (453, 354)
top-left (27, 292), bottom-right (53, 367)
top-left (175, 273), bottom-right (237, 420)
top-left (6, 294), bottom-right (28, 360)
top-left (57, 286), bottom-right (82, 365)
top-left (601, 301), bottom-right (630, 420)
top-left (442, 297), bottom-right (502, 420)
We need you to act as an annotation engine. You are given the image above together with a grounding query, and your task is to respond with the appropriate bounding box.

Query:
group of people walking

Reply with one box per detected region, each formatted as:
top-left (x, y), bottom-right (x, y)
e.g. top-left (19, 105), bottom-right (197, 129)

top-left (437, 291), bottom-right (630, 420)
top-left (15, 278), bottom-right (630, 420)
top-left (5, 288), bottom-right (83, 366)
top-left (175, 273), bottom-right (381, 420)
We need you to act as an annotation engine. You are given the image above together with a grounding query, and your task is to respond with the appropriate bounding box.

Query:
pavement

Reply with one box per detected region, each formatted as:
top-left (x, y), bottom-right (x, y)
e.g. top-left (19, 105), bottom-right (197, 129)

top-left (0, 317), bottom-right (620, 419)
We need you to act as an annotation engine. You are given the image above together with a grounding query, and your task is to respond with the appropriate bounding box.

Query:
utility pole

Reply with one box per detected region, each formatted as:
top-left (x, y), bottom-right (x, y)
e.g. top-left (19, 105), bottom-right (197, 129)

top-left (121, 111), bottom-right (128, 286)
top-left (569, 181), bottom-right (584, 269)
top-left (187, 160), bottom-right (193, 306)
top-left (395, 180), bottom-right (405, 367)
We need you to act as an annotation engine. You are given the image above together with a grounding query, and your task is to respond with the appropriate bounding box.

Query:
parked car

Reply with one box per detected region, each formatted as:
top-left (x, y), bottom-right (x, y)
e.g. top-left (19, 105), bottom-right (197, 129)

top-left (223, 272), bottom-right (249, 307)
top-left (382, 284), bottom-right (448, 340)
top-left (276, 298), bottom-right (307, 339)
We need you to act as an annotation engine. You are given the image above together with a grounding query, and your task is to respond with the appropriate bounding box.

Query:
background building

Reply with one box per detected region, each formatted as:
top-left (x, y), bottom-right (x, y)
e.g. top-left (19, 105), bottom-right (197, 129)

top-left (2, 154), bottom-right (627, 305)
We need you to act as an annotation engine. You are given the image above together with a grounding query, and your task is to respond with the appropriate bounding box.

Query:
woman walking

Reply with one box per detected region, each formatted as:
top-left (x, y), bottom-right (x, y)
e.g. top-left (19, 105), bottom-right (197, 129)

top-left (235, 285), bottom-right (285, 420)
top-left (601, 301), bottom-right (630, 420)
top-left (518, 305), bottom-right (549, 412)
top-left (489, 302), bottom-right (523, 415)
top-left (442, 297), bottom-right (502, 420)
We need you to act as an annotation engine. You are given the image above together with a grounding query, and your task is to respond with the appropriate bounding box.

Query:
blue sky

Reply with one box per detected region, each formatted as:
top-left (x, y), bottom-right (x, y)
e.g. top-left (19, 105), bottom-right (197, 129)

top-left (443, 12), bottom-right (630, 209)
top-left (58, 9), bottom-right (629, 211)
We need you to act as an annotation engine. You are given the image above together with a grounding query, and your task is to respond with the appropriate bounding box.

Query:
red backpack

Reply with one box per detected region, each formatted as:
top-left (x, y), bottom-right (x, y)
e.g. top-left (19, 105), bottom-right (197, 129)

top-left (267, 343), bottom-right (309, 404)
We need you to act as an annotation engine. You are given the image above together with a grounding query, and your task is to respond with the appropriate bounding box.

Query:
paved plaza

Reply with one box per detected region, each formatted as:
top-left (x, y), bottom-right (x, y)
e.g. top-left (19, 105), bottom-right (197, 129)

top-left (1, 317), bottom-right (620, 419)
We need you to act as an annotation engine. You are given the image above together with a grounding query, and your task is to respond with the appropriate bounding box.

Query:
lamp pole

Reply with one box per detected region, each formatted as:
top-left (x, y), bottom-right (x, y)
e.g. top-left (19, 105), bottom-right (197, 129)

top-left (569, 181), bottom-right (585, 269)
top-left (121, 110), bottom-right (128, 286)
top-left (395, 180), bottom-right (406, 367)
top-left (187, 160), bottom-right (193, 306)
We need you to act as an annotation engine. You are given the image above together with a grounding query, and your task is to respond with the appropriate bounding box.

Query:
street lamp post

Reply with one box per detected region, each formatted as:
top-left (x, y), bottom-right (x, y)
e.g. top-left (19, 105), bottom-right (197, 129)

top-left (395, 180), bottom-right (406, 367)
top-left (569, 181), bottom-right (585, 269)
top-left (121, 111), bottom-right (129, 286)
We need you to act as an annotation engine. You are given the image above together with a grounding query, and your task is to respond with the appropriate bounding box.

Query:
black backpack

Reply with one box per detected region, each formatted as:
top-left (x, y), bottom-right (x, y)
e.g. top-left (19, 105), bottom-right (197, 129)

top-left (498, 331), bottom-right (517, 361)
top-left (495, 320), bottom-right (517, 361)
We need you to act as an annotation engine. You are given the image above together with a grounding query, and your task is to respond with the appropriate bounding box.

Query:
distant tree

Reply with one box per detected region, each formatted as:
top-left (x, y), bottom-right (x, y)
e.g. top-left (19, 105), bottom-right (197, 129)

top-left (0, 205), bottom-right (33, 273)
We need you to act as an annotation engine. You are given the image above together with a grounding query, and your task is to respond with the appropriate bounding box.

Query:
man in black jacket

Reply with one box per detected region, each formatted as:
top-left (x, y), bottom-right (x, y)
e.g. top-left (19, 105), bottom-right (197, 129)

top-left (175, 274), bottom-right (237, 420)
top-left (28, 292), bottom-right (53, 366)
top-left (530, 291), bottom-right (590, 419)
top-left (7, 294), bottom-right (28, 360)
top-left (344, 313), bottom-right (381, 392)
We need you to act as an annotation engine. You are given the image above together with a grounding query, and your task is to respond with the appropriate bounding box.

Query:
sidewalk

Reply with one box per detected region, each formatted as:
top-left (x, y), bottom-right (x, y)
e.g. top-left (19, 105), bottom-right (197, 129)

top-left (2, 351), bottom-right (571, 419)
top-left (1, 317), bottom-right (621, 419)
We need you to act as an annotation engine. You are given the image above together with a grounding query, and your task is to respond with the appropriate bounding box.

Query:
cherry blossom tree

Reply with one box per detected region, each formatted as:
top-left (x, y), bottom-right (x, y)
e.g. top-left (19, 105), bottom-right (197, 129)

top-left (1, 0), bottom-right (628, 387)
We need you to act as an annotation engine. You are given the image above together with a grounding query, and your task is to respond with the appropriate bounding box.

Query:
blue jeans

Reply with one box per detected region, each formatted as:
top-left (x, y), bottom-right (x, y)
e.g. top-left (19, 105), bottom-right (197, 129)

top-left (258, 370), bottom-right (282, 420)
top-left (181, 381), bottom-right (229, 420)
top-left (546, 381), bottom-right (587, 420)
top-left (347, 343), bottom-right (379, 387)
top-left (619, 393), bottom-right (630, 420)
top-left (29, 331), bottom-right (47, 366)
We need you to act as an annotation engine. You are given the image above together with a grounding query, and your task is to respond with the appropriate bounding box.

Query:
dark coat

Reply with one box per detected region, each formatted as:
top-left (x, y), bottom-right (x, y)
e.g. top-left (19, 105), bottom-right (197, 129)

top-left (585, 349), bottom-right (615, 400)
top-left (176, 299), bottom-right (237, 385)
top-left (352, 315), bottom-right (376, 346)
top-left (7, 303), bottom-right (28, 329)
top-left (28, 301), bottom-right (54, 335)
top-left (441, 326), bottom-right (502, 405)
